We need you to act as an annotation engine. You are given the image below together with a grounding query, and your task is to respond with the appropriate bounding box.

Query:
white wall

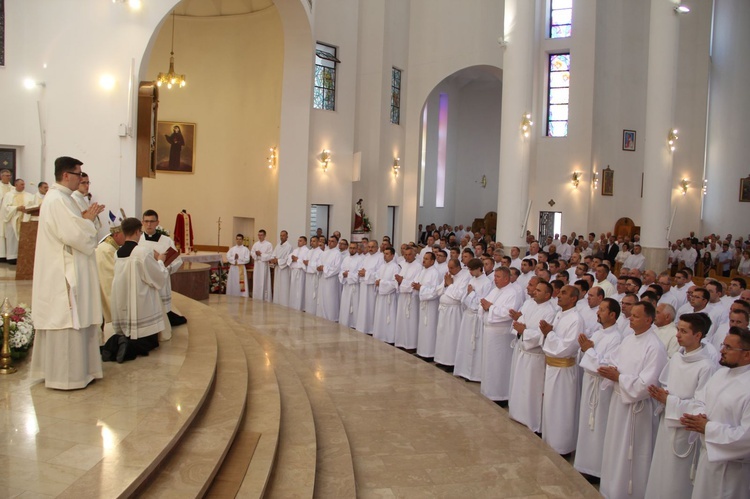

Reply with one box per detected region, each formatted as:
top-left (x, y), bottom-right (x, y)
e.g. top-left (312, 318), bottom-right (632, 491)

top-left (702, 0), bottom-right (750, 236)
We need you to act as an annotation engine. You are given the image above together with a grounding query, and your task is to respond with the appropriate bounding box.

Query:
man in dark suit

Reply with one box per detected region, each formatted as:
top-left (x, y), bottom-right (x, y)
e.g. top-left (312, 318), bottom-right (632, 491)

top-left (604, 236), bottom-right (619, 266)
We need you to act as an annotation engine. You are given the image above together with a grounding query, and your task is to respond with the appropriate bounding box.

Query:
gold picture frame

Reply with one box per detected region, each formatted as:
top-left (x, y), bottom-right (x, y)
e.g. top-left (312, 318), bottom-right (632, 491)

top-left (602, 167), bottom-right (614, 196)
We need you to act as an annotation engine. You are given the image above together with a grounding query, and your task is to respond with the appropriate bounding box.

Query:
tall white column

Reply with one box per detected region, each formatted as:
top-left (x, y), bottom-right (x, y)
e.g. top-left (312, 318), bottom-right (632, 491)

top-left (496, 0), bottom-right (536, 248)
top-left (640, 0), bottom-right (681, 270)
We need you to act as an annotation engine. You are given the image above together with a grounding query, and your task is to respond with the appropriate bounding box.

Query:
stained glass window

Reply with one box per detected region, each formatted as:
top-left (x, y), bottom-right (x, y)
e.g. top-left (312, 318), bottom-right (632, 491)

top-left (390, 68), bottom-right (402, 125)
top-left (547, 53), bottom-right (570, 137)
top-left (550, 0), bottom-right (572, 39)
top-left (313, 43), bottom-right (339, 111)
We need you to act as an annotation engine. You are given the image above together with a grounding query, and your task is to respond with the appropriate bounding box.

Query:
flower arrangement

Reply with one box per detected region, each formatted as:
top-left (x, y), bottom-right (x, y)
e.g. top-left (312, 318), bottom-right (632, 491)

top-left (362, 216), bottom-right (372, 233)
top-left (155, 226), bottom-right (171, 237)
top-left (8, 303), bottom-right (34, 359)
top-left (210, 265), bottom-right (229, 294)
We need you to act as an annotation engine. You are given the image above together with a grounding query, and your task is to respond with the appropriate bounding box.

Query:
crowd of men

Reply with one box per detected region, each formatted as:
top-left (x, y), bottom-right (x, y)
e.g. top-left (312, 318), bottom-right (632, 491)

top-left (236, 224), bottom-right (750, 499)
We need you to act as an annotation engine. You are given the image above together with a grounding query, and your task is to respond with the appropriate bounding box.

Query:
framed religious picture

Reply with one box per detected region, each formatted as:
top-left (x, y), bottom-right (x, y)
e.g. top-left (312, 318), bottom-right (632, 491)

top-left (156, 121), bottom-right (196, 173)
top-left (740, 176), bottom-right (750, 202)
top-left (622, 130), bottom-right (636, 151)
top-left (602, 166), bottom-right (614, 196)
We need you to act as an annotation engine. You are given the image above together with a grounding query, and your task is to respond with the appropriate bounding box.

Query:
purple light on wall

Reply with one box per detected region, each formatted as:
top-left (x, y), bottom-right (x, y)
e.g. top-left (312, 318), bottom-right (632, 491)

top-left (436, 93), bottom-right (448, 208)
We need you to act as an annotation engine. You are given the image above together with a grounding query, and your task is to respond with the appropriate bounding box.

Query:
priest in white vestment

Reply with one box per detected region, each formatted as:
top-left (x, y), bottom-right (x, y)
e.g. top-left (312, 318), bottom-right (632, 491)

top-left (30, 181), bottom-right (48, 222)
top-left (110, 218), bottom-right (169, 355)
top-left (508, 280), bottom-right (557, 433)
top-left (1, 179), bottom-right (36, 263)
top-left (71, 172), bottom-right (102, 237)
top-left (680, 326), bottom-right (750, 499)
top-left (480, 267), bottom-right (524, 402)
top-left (316, 235), bottom-right (344, 321)
top-left (271, 230), bottom-right (293, 306)
top-left (95, 225), bottom-right (125, 332)
top-left (0, 169), bottom-right (13, 260)
top-left (434, 259), bottom-right (470, 367)
top-left (599, 301), bottom-right (668, 499)
top-left (540, 285), bottom-right (584, 455)
top-left (303, 236), bottom-right (323, 313)
top-left (226, 234), bottom-right (251, 297)
top-left (139, 209), bottom-right (186, 326)
top-left (454, 259), bottom-right (493, 381)
top-left (415, 253), bottom-right (441, 359)
top-left (644, 313), bottom-right (717, 498)
top-left (574, 298), bottom-right (623, 478)
top-left (355, 240), bottom-right (383, 334)
top-left (338, 241), bottom-right (362, 327)
top-left (250, 229), bottom-right (274, 301)
top-left (288, 236), bottom-right (309, 311)
top-left (372, 247), bottom-right (400, 343)
top-left (30, 156), bottom-right (105, 390)
top-left (394, 247), bottom-right (422, 349)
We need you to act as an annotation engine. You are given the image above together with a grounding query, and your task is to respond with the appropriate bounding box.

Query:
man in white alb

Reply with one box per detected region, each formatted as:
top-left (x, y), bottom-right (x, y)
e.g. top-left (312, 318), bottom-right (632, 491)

top-left (599, 301), bottom-right (668, 498)
top-left (1, 178), bottom-right (36, 264)
top-left (251, 229), bottom-right (273, 301)
top-left (415, 252), bottom-right (441, 359)
top-left (339, 240), bottom-right (361, 327)
top-left (303, 236), bottom-right (323, 313)
top-left (372, 247), bottom-right (400, 344)
top-left (288, 236), bottom-right (309, 311)
top-left (71, 172), bottom-right (102, 237)
top-left (645, 313), bottom-right (717, 498)
top-left (95, 223), bottom-right (126, 340)
top-left (680, 326), bottom-right (750, 498)
top-left (434, 258), bottom-right (470, 367)
top-left (394, 246), bottom-right (422, 349)
top-left (574, 298), bottom-right (623, 479)
top-left (355, 240), bottom-right (383, 334)
top-left (227, 234), bottom-right (251, 297)
top-left (316, 235), bottom-right (344, 321)
top-left (480, 266), bottom-right (524, 404)
top-left (508, 279), bottom-right (557, 433)
top-left (30, 181), bottom-right (48, 222)
top-left (30, 156), bottom-right (105, 389)
top-left (139, 210), bottom-right (186, 326)
top-left (0, 169), bottom-right (14, 261)
top-left (271, 230), bottom-right (292, 306)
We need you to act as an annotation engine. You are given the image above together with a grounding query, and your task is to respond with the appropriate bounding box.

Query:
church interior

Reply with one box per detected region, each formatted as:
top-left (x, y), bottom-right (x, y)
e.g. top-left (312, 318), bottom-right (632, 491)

top-left (1, 0), bottom-right (749, 497)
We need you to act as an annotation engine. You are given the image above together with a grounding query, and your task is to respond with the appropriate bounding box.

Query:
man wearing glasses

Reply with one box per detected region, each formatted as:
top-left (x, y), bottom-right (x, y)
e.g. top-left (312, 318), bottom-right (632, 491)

top-left (139, 209), bottom-right (186, 328)
top-left (30, 156), bottom-right (105, 389)
top-left (680, 326), bottom-right (750, 497)
top-left (71, 172), bottom-right (102, 236)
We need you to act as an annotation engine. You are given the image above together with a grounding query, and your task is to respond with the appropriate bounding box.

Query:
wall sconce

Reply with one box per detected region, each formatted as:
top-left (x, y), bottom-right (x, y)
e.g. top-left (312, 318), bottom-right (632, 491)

top-left (481, 175), bottom-right (487, 188)
top-left (592, 170), bottom-right (599, 190)
top-left (680, 178), bottom-right (689, 195)
top-left (392, 157), bottom-right (400, 176)
top-left (23, 78), bottom-right (46, 89)
top-left (267, 147), bottom-right (277, 169)
top-left (112, 0), bottom-right (142, 9)
top-left (668, 129), bottom-right (679, 152)
top-left (571, 171), bottom-right (582, 189)
top-left (319, 149), bottom-right (331, 172)
top-left (702, 178), bottom-right (708, 196)
top-left (674, 4), bottom-right (690, 14)
top-left (520, 113), bottom-right (533, 138)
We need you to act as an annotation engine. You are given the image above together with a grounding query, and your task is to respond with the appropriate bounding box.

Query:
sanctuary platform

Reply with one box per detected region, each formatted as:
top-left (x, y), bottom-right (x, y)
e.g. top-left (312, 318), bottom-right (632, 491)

top-left (0, 279), bottom-right (599, 498)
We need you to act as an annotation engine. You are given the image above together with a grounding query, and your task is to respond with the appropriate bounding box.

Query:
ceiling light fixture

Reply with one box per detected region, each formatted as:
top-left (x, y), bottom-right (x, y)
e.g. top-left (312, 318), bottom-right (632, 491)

top-left (156, 12), bottom-right (186, 90)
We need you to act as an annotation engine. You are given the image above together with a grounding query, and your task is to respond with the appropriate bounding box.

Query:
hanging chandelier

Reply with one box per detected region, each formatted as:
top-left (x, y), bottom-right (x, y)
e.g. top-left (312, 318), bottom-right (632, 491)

top-left (156, 12), bottom-right (186, 89)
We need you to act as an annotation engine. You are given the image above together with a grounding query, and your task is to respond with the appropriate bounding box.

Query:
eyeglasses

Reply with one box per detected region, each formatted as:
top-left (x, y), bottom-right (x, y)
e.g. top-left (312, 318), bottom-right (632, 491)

top-left (79, 181), bottom-right (90, 185)
top-left (142, 219), bottom-right (158, 224)
top-left (66, 171), bottom-right (84, 177)
top-left (720, 343), bottom-right (750, 352)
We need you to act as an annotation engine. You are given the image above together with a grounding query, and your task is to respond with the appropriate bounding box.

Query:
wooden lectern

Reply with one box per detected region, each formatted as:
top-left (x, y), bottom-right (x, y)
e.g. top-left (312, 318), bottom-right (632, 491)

top-left (16, 220), bottom-right (39, 280)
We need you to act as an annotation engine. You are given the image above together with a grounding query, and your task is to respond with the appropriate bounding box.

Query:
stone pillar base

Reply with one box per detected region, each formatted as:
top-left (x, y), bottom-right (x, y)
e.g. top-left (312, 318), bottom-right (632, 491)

top-left (641, 246), bottom-right (669, 273)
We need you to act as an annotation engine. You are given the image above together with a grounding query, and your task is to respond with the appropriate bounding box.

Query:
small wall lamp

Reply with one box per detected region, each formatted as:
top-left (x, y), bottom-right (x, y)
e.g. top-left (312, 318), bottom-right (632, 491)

top-left (702, 178), bottom-right (708, 196)
top-left (392, 157), bottom-right (400, 176)
top-left (592, 170), bottom-right (599, 190)
top-left (680, 178), bottom-right (689, 195)
top-left (320, 149), bottom-right (331, 172)
top-left (674, 4), bottom-right (690, 14)
top-left (267, 147), bottom-right (277, 169)
top-left (521, 113), bottom-right (533, 138)
top-left (668, 129), bottom-right (679, 152)
top-left (571, 171), bottom-right (582, 189)
top-left (23, 78), bottom-right (46, 89)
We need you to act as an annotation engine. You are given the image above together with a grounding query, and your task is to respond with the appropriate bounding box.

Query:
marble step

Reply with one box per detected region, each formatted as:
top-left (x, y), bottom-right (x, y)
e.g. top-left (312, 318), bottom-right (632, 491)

top-left (137, 313), bottom-right (249, 497)
top-left (276, 343), bottom-right (357, 498)
top-left (57, 294), bottom-right (219, 498)
top-left (206, 321), bottom-right (283, 498)
top-left (242, 327), bottom-right (317, 499)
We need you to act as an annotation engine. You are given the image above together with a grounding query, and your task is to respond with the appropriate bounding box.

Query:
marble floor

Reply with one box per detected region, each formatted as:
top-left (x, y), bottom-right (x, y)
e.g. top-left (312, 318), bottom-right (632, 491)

top-left (0, 274), bottom-right (600, 498)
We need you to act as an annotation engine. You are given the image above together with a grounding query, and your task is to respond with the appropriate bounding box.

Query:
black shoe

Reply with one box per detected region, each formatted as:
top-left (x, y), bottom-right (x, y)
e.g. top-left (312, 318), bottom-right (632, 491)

top-left (494, 400), bottom-right (508, 408)
top-left (116, 336), bottom-right (129, 363)
top-left (0, 258), bottom-right (6, 263)
top-left (6, 259), bottom-right (16, 265)
top-left (168, 311), bottom-right (187, 326)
